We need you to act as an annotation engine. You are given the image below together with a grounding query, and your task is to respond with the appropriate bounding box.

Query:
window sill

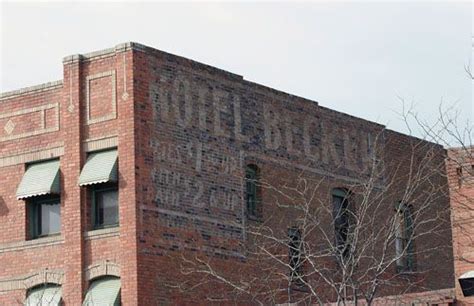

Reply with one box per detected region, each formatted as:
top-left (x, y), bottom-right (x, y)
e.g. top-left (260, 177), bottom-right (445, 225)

top-left (396, 266), bottom-right (416, 275)
top-left (0, 235), bottom-right (64, 253)
top-left (32, 232), bottom-right (61, 240)
top-left (291, 283), bottom-right (309, 293)
top-left (247, 215), bottom-right (263, 223)
top-left (85, 226), bottom-right (120, 241)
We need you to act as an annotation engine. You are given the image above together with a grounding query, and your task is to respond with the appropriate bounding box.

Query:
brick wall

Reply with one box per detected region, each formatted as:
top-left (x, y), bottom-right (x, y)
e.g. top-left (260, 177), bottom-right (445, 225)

top-left (0, 44), bottom-right (138, 304)
top-left (133, 44), bottom-right (455, 304)
top-left (447, 147), bottom-right (474, 305)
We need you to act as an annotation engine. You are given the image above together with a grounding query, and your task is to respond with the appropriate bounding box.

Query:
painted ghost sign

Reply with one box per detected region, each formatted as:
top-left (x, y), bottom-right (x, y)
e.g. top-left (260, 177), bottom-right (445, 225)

top-left (147, 70), bottom-right (382, 248)
top-left (151, 73), bottom-right (378, 177)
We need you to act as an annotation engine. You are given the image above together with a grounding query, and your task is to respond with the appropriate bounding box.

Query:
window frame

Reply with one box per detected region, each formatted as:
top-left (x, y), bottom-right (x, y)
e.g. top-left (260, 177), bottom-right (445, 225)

top-left (395, 202), bottom-right (416, 272)
top-left (245, 164), bottom-right (261, 220)
top-left (25, 283), bottom-right (62, 305)
top-left (84, 276), bottom-right (121, 306)
top-left (332, 188), bottom-right (352, 259)
top-left (288, 227), bottom-right (304, 286)
top-left (28, 195), bottom-right (61, 239)
top-left (91, 184), bottom-right (119, 230)
top-left (459, 275), bottom-right (474, 297)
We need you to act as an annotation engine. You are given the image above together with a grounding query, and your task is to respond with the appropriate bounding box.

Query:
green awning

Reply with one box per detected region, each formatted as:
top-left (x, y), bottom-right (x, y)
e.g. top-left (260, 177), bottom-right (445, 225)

top-left (16, 160), bottom-right (60, 200)
top-left (83, 277), bottom-right (121, 306)
top-left (25, 285), bottom-right (62, 306)
top-left (78, 150), bottom-right (118, 186)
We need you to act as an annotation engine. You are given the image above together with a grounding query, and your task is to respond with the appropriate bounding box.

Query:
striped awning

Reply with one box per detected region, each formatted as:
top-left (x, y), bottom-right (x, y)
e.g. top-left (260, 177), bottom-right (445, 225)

top-left (16, 160), bottom-right (60, 200)
top-left (83, 277), bottom-right (121, 306)
top-left (25, 285), bottom-right (62, 306)
top-left (78, 150), bottom-right (118, 186)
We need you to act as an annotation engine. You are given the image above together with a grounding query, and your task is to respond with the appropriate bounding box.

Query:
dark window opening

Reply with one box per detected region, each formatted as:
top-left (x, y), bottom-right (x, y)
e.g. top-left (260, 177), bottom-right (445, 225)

top-left (332, 188), bottom-right (351, 259)
top-left (457, 167), bottom-right (463, 186)
top-left (288, 227), bottom-right (303, 285)
top-left (245, 164), bottom-right (261, 219)
top-left (28, 196), bottom-right (61, 239)
top-left (459, 277), bottom-right (474, 297)
top-left (92, 185), bottom-right (119, 229)
top-left (395, 203), bottom-right (415, 272)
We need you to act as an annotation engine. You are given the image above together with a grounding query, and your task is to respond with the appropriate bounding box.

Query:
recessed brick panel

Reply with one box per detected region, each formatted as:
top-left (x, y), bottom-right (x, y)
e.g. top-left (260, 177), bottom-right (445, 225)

top-left (0, 104), bottom-right (59, 142)
top-left (86, 71), bottom-right (117, 124)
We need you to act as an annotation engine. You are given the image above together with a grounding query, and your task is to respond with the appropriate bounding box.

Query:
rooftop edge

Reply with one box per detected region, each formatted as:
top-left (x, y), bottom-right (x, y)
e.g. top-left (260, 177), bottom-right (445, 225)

top-left (62, 42), bottom-right (147, 63)
top-left (0, 80), bottom-right (63, 101)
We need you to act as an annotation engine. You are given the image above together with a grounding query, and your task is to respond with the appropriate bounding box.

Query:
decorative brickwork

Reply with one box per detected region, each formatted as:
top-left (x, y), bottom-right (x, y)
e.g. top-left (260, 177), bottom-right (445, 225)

top-left (0, 268), bottom-right (63, 292)
top-left (0, 103), bottom-right (59, 142)
top-left (86, 70), bottom-right (117, 124)
top-left (85, 260), bottom-right (120, 281)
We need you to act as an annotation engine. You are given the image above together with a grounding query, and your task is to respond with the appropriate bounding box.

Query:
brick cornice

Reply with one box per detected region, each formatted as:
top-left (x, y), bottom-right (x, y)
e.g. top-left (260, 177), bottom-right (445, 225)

top-left (62, 42), bottom-right (146, 64)
top-left (0, 81), bottom-right (63, 101)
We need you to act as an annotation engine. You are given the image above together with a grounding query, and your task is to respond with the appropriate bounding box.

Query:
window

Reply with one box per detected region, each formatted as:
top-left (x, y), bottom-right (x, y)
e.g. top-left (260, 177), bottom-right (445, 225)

top-left (78, 149), bottom-right (119, 230)
top-left (459, 271), bottom-right (474, 297)
top-left (395, 203), bottom-right (415, 272)
top-left (83, 276), bottom-right (121, 306)
top-left (457, 167), bottom-right (463, 186)
top-left (332, 188), bottom-right (351, 258)
top-left (245, 164), bottom-right (260, 219)
top-left (92, 185), bottom-right (119, 229)
top-left (16, 159), bottom-right (61, 240)
top-left (288, 227), bottom-right (303, 285)
top-left (28, 196), bottom-right (61, 238)
top-left (25, 284), bottom-right (62, 305)
top-left (367, 132), bottom-right (374, 157)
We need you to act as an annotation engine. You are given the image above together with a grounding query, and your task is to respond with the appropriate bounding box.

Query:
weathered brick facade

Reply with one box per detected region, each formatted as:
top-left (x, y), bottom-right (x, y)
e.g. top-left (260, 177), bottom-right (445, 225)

top-left (446, 147), bottom-right (474, 306)
top-left (0, 42), bottom-right (461, 305)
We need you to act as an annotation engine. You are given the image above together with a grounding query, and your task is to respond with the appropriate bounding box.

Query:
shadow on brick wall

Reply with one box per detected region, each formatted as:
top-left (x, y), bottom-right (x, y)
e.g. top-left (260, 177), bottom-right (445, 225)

top-left (0, 196), bottom-right (9, 216)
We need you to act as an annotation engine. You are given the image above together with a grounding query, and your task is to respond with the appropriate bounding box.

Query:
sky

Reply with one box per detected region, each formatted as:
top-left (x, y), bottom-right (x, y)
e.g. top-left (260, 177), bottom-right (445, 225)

top-left (0, 1), bottom-right (472, 140)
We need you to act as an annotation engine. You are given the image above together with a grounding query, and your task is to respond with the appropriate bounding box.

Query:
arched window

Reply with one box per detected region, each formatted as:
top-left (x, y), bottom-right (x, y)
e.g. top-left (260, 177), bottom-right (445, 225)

top-left (83, 276), bottom-right (121, 306)
top-left (332, 188), bottom-right (351, 258)
top-left (245, 164), bottom-right (261, 218)
top-left (25, 283), bottom-right (62, 306)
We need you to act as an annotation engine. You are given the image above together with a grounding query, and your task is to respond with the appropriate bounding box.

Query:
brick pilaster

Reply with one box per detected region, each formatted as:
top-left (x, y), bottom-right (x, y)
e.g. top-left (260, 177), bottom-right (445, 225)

top-left (61, 54), bottom-right (85, 304)
top-left (116, 45), bottom-right (140, 305)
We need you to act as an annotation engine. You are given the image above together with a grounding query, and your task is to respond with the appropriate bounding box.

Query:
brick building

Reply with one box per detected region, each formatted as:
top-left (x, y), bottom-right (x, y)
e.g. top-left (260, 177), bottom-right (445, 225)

top-left (0, 42), bottom-right (461, 305)
top-left (447, 147), bottom-right (474, 306)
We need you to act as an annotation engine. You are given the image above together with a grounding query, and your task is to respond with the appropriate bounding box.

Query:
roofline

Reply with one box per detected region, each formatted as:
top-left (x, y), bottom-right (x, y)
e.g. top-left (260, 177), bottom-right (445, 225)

top-left (0, 41), bottom-right (449, 150)
top-left (0, 80), bottom-right (63, 101)
top-left (447, 145), bottom-right (474, 151)
top-left (62, 42), bottom-right (147, 63)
